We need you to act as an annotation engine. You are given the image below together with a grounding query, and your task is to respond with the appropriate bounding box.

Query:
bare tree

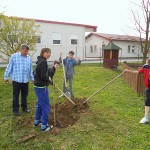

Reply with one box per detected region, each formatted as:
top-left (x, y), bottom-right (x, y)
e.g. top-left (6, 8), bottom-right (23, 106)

top-left (131, 0), bottom-right (150, 63)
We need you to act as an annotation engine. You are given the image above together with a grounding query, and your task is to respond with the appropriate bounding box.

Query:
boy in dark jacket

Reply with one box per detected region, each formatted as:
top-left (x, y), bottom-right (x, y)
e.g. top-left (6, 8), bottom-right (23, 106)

top-left (48, 60), bottom-right (60, 85)
top-left (34, 48), bottom-right (52, 132)
top-left (59, 51), bottom-right (81, 97)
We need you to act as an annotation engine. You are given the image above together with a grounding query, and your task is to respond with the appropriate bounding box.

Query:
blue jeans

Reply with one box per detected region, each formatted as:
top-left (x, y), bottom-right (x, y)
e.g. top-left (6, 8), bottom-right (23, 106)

top-left (34, 87), bottom-right (50, 125)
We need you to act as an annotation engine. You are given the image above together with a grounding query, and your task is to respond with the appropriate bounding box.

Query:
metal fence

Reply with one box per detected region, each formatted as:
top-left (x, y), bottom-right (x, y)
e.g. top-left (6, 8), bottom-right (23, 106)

top-left (123, 63), bottom-right (145, 96)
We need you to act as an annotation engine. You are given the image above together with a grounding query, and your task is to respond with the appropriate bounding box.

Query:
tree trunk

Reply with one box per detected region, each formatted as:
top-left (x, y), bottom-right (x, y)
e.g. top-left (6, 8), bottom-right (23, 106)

top-left (143, 52), bottom-right (147, 64)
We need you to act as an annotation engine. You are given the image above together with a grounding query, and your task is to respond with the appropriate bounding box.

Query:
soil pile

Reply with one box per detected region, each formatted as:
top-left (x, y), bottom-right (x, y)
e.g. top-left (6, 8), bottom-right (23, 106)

top-left (49, 98), bottom-right (89, 128)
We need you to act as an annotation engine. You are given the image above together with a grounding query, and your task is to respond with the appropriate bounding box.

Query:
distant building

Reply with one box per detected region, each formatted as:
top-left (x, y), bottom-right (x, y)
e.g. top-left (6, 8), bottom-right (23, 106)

top-left (85, 33), bottom-right (145, 60)
top-left (1, 16), bottom-right (146, 63)
top-left (32, 19), bottom-right (97, 62)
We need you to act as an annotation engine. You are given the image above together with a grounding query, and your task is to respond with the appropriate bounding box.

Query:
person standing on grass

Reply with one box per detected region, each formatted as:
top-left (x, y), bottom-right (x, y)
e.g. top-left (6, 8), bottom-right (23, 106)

top-left (4, 44), bottom-right (34, 116)
top-left (34, 48), bottom-right (53, 132)
top-left (124, 58), bottom-right (150, 124)
top-left (59, 51), bottom-right (81, 98)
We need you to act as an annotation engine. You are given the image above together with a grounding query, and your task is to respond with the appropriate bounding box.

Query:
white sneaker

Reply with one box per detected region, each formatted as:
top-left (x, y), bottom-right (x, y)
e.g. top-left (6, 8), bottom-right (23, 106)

top-left (41, 125), bottom-right (53, 132)
top-left (139, 117), bottom-right (149, 124)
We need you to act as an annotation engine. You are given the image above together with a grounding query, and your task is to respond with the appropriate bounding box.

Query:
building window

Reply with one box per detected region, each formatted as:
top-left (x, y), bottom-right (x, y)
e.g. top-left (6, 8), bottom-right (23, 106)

top-left (71, 39), bottom-right (78, 44)
top-left (94, 45), bottom-right (97, 53)
top-left (128, 45), bottom-right (130, 53)
top-left (52, 33), bottom-right (61, 45)
top-left (71, 35), bottom-right (78, 45)
top-left (53, 40), bottom-right (60, 44)
top-left (8, 35), bottom-right (18, 43)
top-left (132, 46), bottom-right (135, 53)
top-left (37, 36), bottom-right (41, 43)
top-left (90, 45), bottom-right (97, 54)
top-left (90, 46), bottom-right (93, 53)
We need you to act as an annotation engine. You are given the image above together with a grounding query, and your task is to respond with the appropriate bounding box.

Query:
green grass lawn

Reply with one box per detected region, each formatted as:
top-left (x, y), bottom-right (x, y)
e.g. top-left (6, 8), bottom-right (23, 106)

top-left (0, 64), bottom-right (149, 150)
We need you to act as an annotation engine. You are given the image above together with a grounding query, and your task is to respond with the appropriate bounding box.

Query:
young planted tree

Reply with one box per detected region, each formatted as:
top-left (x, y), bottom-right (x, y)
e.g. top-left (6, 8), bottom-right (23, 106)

top-left (131, 0), bottom-right (150, 63)
top-left (0, 13), bottom-right (40, 61)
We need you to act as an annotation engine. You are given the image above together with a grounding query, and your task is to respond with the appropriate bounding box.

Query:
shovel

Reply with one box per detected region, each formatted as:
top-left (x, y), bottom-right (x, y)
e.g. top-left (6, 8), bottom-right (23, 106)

top-left (83, 72), bottom-right (124, 104)
top-left (62, 57), bottom-right (71, 98)
top-left (54, 84), bottom-right (76, 105)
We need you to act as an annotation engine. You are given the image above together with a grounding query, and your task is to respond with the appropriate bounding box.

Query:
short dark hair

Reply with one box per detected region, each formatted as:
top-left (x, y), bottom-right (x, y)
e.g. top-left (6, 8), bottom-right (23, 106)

top-left (40, 48), bottom-right (51, 56)
top-left (21, 44), bottom-right (29, 50)
top-left (54, 60), bottom-right (60, 65)
top-left (68, 51), bottom-right (74, 55)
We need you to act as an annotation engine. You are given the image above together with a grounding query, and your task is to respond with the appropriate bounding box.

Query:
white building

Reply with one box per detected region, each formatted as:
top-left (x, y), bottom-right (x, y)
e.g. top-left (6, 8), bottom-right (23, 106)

top-left (33, 19), bottom-right (97, 62)
top-left (85, 33), bottom-right (144, 61)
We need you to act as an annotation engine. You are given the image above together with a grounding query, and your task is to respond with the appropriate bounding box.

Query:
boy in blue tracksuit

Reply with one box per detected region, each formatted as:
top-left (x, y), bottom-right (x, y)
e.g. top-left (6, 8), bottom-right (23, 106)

top-left (59, 51), bottom-right (81, 97)
top-left (34, 48), bottom-right (52, 132)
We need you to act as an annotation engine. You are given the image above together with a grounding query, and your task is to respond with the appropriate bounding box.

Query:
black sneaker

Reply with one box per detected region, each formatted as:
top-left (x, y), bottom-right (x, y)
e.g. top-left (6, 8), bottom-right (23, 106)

top-left (22, 109), bottom-right (30, 113)
top-left (13, 111), bottom-right (21, 116)
top-left (41, 125), bottom-right (53, 132)
top-left (34, 120), bottom-right (42, 127)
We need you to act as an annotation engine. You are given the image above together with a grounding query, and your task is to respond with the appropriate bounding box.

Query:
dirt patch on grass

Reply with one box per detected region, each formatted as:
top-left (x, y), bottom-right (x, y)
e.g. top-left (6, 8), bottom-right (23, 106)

top-left (16, 98), bottom-right (89, 136)
top-left (49, 98), bottom-right (89, 129)
top-left (15, 116), bottom-right (34, 127)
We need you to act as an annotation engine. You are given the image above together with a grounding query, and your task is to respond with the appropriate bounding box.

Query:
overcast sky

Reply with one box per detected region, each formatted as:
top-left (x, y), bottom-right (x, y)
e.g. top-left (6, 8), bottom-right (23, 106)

top-left (0, 0), bottom-right (139, 35)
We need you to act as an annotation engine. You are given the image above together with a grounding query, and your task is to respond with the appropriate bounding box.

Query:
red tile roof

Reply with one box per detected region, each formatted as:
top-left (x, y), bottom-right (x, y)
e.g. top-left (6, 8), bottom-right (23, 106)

top-left (86, 33), bottom-right (143, 42)
top-left (35, 19), bottom-right (97, 31)
top-left (10, 16), bottom-right (97, 31)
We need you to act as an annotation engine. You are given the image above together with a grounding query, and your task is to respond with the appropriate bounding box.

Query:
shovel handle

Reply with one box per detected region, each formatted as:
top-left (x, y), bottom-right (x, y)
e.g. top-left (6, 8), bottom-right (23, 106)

top-left (55, 85), bottom-right (76, 105)
top-left (61, 57), bottom-right (67, 88)
top-left (83, 72), bottom-right (124, 104)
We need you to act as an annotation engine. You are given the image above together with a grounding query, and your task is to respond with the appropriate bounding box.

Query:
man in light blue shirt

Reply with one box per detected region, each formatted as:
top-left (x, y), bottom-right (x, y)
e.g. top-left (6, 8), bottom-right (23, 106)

top-left (4, 44), bottom-right (34, 116)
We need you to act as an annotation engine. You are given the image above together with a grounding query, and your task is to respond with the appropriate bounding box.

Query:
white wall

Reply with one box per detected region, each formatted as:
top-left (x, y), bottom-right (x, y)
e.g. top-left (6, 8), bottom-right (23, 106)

top-left (85, 35), bottom-right (143, 60)
top-left (32, 22), bottom-right (87, 62)
top-left (113, 41), bottom-right (142, 58)
top-left (85, 35), bottom-right (109, 59)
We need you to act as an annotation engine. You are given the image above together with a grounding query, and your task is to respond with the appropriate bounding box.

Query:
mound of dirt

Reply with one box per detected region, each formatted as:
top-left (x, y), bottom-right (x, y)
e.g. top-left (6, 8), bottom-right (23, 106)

top-left (49, 98), bottom-right (89, 128)
top-left (15, 98), bottom-right (89, 137)
top-left (50, 127), bottom-right (61, 135)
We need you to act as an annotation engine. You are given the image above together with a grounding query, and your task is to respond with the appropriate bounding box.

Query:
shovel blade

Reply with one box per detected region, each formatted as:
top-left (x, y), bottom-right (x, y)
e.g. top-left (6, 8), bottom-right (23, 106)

top-left (65, 91), bottom-right (71, 98)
